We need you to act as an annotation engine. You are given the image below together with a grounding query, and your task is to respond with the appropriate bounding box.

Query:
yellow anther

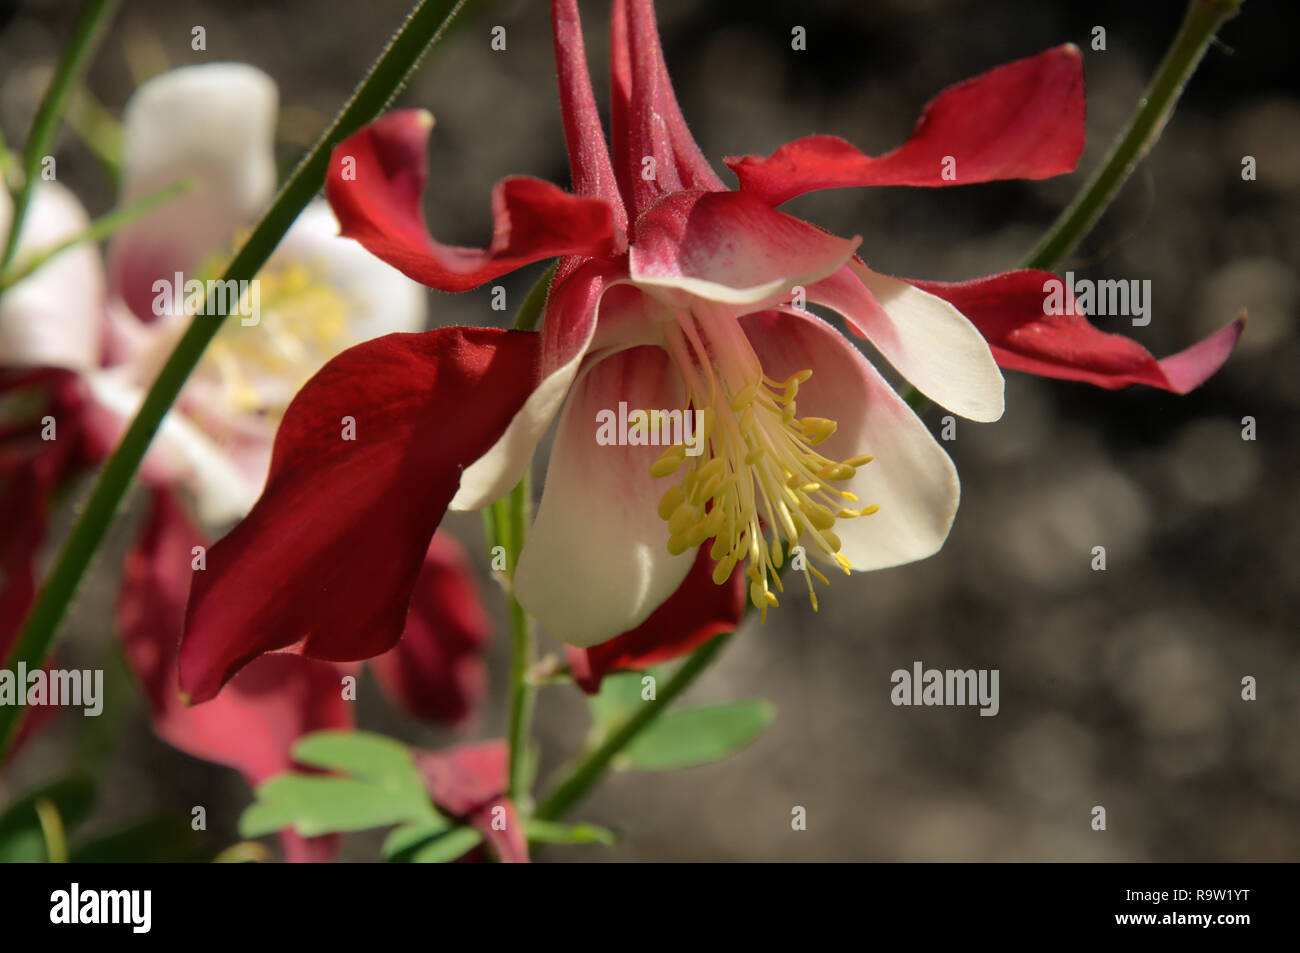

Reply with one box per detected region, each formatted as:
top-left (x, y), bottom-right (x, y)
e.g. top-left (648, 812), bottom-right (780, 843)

top-left (860, 504), bottom-right (880, 516)
top-left (818, 463), bottom-right (856, 482)
top-left (695, 457), bottom-right (726, 485)
top-left (806, 503), bottom-right (836, 531)
top-left (650, 444), bottom-right (686, 478)
top-left (668, 501), bottom-right (695, 537)
top-left (650, 355), bottom-right (878, 618)
top-left (799, 417), bottom-right (837, 444)
top-left (730, 382), bottom-right (759, 411)
top-left (710, 534), bottom-right (731, 560)
top-left (657, 486), bottom-right (685, 521)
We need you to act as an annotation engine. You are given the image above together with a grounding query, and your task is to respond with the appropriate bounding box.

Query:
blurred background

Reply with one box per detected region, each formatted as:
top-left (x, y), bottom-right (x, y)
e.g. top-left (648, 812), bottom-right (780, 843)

top-left (1, 0), bottom-right (1296, 860)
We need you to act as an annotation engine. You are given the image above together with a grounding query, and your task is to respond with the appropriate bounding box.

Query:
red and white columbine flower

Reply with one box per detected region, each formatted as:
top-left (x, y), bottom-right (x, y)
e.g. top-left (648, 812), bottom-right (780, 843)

top-left (2, 64), bottom-right (493, 855)
top-left (178, 0), bottom-right (1241, 701)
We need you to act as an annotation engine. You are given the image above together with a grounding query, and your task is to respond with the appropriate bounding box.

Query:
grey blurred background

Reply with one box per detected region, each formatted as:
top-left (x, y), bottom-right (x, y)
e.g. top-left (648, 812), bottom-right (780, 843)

top-left (1, 0), bottom-right (1296, 861)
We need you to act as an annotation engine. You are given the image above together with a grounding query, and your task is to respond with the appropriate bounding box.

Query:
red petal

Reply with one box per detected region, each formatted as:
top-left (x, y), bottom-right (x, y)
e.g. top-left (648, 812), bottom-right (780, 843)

top-left (610, 0), bottom-right (724, 219)
top-left (325, 110), bottom-right (615, 292)
top-left (551, 0), bottom-right (628, 244)
top-left (909, 270), bottom-right (1244, 392)
top-left (179, 327), bottom-right (540, 703)
top-left (118, 490), bottom-right (350, 863)
top-left (369, 532), bottom-right (490, 725)
top-left (630, 189), bottom-right (858, 303)
top-left (414, 741), bottom-right (507, 817)
top-left (727, 45), bottom-right (1085, 205)
top-left (414, 741), bottom-right (527, 862)
top-left (119, 490), bottom-right (354, 783)
top-left (468, 798), bottom-right (529, 864)
top-left (0, 370), bottom-right (96, 762)
top-left (567, 543), bottom-right (745, 694)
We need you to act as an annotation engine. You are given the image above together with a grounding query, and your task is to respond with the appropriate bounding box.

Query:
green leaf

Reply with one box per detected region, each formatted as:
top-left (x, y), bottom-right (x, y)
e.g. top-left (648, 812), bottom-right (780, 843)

top-left (293, 731), bottom-right (422, 792)
top-left (0, 778), bottom-right (94, 862)
top-left (616, 700), bottom-right (774, 772)
top-left (525, 818), bottom-right (616, 847)
top-left (240, 731), bottom-right (441, 839)
top-left (588, 669), bottom-right (664, 733)
top-left (382, 821), bottom-right (451, 861)
top-left (408, 826), bottom-right (482, 863)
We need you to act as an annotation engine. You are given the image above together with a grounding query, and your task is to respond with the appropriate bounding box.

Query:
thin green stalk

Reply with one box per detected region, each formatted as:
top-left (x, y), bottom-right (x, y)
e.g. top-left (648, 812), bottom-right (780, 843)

top-left (0, 125), bottom-right (15, 186)
top-left (0, 0), bottom-right (470, 757)
top-left (0, 180), bottom-right (190, 291)
top-left (66, 85), bottom-right (125, 185)
top-left (496, 263), bottom-right (554, 801)
top-left (1021, 0), bottom-right (1246, 270)
top-left (0, 0), bottom-right (121, 275)
top-left (503, 477), bottom-right (535, 801)
top-left (536, 0), bottom-right (1248, 819)
top-left (34, 797), bottom-right (68, 863)
top-left (536, 631), bottom-right (734, 821)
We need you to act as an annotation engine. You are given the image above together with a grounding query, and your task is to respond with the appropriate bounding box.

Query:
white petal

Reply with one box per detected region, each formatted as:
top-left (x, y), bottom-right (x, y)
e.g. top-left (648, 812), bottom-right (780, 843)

top-left (0, 183), bottom-right (105, 370)
top-left (109, 63), bottom-right (277, 319)
top-left (87, 369), bottom-right (261, 523)
top-left (742, 309), bottom-right (963, 571)
top-left (450, 265), bottom-right (659, 512)
top-left (274, 200), bottom-right (426, 340)
top-left (514, 346), bottom-right (694, 646)
top-left (810, 261), bottom-right (1005, 422)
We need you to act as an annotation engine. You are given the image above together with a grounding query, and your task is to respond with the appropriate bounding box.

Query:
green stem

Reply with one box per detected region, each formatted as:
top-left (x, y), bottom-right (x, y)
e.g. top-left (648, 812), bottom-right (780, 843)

top-left (34, 797), bottom-right (68, 863)
top-left (1021, 0), bottom-right (1246, 270)
top-left (0, 0), bottom-right (122, 276)
top-left (503, 477), bottom-right (535, 801)
top-left (0, 179), bottom-right (190, 291)
top-left (536, 631), bottom-right (734, 821)
top-left (0, 0), bottom-right (471, 757)
top-left (495, 263), bottom-right (554, 802)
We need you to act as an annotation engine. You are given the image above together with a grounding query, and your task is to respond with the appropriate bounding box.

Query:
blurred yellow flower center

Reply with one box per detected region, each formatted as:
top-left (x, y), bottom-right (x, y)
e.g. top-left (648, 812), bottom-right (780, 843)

top-left (203, 261), bottom-right (351, 421)
top-left (649, 309), bottom-right (878, 619)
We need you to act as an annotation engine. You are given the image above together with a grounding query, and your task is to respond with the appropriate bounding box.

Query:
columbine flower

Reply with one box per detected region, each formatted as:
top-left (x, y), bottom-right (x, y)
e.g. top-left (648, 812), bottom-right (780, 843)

top-left (178, 0), bottom-right (1241, 701)
top-left (1, 65), bottom-right (492, 852)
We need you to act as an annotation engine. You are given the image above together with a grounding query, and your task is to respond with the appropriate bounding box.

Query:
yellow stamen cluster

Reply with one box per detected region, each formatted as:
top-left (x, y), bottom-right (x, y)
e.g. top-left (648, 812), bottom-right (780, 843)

top-left (203, 262), bottom-right (351, 420)
top-left (649, 361), bottom-right (878, 620)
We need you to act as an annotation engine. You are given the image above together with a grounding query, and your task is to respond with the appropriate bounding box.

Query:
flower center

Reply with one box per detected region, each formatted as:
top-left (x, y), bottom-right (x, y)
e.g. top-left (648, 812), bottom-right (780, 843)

top-left (202, 260), bottom-right (352, 422)
top-left (648, 305), bottom-right (878, 619)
